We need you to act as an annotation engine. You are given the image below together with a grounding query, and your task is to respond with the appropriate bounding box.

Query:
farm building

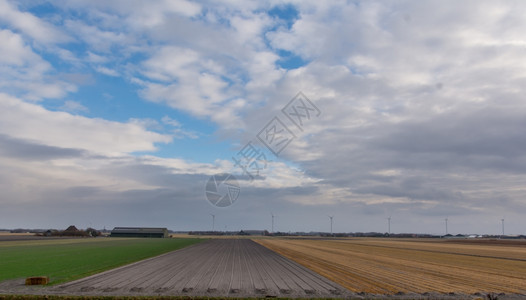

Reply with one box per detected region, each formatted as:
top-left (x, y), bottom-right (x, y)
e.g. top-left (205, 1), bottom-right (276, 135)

top-left (110, 227), bottom-right (169, 238)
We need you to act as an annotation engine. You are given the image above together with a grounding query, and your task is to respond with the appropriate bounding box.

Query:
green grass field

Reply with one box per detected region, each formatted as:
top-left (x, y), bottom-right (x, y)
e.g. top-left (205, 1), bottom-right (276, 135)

top-left (0, 238), bottom-right (202, 284)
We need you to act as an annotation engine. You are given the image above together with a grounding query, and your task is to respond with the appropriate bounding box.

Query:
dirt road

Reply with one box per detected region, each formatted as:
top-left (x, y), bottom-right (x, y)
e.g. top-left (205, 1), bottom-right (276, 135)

top-left (52, 239), bottom-right (349, 297)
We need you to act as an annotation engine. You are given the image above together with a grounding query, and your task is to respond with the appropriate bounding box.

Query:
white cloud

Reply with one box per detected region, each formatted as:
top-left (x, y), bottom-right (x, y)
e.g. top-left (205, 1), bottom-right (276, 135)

top-left (64, 19), bottom-right (132, 52)
top-left (140, 46), bottom-right (203, 81)
top-left (161, 116), bottom-right (200, 139)
top-left (0, 93), bottom-right (172, 156)
top-left (161, 116), bottom-right (181, 127)
top-left (129, 118), bottom-right (162, 131)
top-left (0, 155), bottom-right (156, 204)
top-left (0, 0), bottom-right (69, 44)
top-left (55, 48), bottom-right (81, 65)
top-left (132, 6), bottom-right (287, 128)
top-left (139, 45), bottom-right (244, 127)
top-left (0, 29), bottom-right (76, 100)
top-left (60, 100), bottom-right (89, 114)
top-left (95, 66), bottom-right (119, 77)
top-left (107, 0), bottom-right (202, 28)
top-left (86, 51), bottom-right (109, 63)
top-left (167, 0), bottom-right (202, 17)
top-left (139, 155), bottom-right (217, 175)
top-left (0, 29), bottom-right (50, 71)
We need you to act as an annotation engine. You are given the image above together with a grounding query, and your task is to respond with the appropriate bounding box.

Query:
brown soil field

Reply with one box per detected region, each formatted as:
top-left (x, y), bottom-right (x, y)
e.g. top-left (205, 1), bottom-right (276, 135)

top-left (256, 238), bottom-right (526, 295)
top-left (445, 238), bottom-right (526, 246)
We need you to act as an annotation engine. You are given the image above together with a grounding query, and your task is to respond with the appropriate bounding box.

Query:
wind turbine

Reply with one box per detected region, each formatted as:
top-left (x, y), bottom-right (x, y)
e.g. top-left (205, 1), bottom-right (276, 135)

top-left (271, 213), bottom-right (275, 234)
top-left (328, 215), bottom-right (334, 236)
top-left (445, 217), bottom-right (448, 236)
top-left (387, 216), bottom-right (391, 235)
top-left (501, 217), bottom-right (505, 236)
top-left (210, 214), bottom-right (215, 231)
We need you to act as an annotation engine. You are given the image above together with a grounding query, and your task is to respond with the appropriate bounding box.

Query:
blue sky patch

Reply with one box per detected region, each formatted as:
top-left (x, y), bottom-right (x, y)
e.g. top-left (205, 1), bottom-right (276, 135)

top-left (268, 4), bottom-right (299, 30)
top-left (276, 49), bottom-right (309, 69)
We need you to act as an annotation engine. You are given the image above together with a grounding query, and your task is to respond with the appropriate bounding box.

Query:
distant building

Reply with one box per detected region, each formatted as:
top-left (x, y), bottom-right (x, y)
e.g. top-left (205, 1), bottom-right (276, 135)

top-left (239, 230), bottom-right (265, 236)
top-left (110, 227), bottom-right (168, 238)
top-left (65, 225), bottom-right (79, 233)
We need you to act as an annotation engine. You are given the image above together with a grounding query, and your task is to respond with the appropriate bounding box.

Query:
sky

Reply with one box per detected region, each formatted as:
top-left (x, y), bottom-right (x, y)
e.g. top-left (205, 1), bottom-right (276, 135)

top-left (1, 0), bottom-right (526, 235)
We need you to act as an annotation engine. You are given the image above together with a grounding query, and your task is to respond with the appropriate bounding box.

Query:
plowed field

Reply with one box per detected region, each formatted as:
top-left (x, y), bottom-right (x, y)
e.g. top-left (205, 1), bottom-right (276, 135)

top-left (256, 238), bottom-right (526, 294)
top-left (53, 239), bottom-right (348, 297)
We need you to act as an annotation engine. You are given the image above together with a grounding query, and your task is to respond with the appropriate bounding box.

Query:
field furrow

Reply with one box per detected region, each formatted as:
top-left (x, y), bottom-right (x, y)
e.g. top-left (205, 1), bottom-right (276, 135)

top-left (50, 239), bottom-right (349, 297)
top-left (256, 238), bottom-right (526, 294)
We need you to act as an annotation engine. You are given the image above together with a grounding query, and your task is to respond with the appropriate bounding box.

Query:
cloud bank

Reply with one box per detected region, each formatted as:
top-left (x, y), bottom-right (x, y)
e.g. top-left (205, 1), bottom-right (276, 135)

top-left (1, 0), bottom-right (526, 234)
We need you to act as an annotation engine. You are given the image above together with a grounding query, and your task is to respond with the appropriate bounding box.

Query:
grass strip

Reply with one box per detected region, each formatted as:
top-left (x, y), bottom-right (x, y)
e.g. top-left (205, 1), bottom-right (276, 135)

top-left (0, 238), bottom-right (202, 284)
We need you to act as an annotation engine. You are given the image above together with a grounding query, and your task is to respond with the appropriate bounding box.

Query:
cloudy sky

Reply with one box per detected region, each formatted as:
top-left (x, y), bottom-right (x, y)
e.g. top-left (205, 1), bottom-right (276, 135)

top-left (1, 0), bottom-right (525, 235)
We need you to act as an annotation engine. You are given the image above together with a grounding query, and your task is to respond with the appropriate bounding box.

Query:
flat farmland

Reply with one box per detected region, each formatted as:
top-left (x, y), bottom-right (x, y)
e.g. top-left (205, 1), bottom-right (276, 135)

top-left (53, 239), bottom-right (348, 297)
top-left (256, 238), bottom-right (526, 294)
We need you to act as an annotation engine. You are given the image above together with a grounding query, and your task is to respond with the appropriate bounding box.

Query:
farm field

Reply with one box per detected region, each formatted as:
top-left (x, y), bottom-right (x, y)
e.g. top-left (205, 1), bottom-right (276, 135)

top-left (256, 238), bottom-right (526, 295)
top-left (51, 239), bottom-right (348, 298)
top-left (0, 237), bottom-right (201, 284)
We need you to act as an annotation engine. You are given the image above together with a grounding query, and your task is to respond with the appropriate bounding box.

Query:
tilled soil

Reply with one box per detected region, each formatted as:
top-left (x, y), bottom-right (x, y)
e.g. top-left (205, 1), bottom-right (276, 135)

top-left (15, 239), bottom-right (350, 298)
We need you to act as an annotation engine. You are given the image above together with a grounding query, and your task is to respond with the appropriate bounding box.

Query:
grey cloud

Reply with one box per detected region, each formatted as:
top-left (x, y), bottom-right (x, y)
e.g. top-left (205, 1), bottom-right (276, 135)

top-left (0, 134), bottom-right (85, 160)
top-left (3, 1), bottom-right (526, 235)
top-left (373, 107), bottom-right (526, 159)
top-left (353, 181), bottom-right (465, 203)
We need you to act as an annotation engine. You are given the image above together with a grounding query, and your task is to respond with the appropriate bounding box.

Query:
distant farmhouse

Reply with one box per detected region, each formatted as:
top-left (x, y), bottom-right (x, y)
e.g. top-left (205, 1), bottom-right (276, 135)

top-left (110, 227), bottom-right (168, 238)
